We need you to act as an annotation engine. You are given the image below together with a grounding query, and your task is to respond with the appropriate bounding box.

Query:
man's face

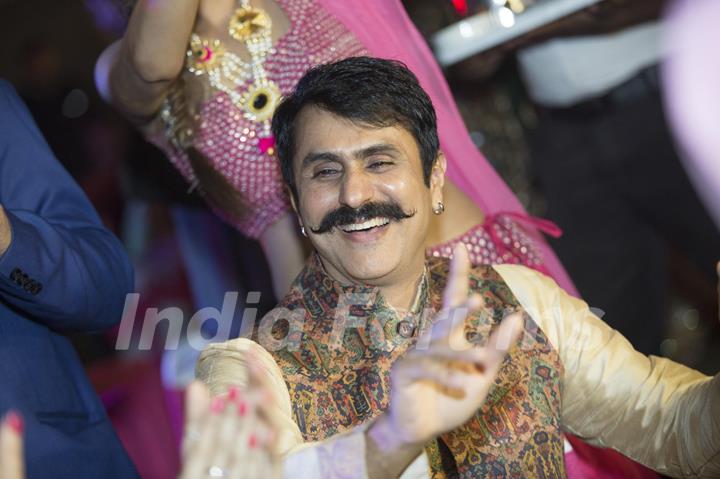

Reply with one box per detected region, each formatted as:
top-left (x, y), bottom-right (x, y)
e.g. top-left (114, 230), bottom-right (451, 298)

top-left (291, 106), bottom-right (445, 287)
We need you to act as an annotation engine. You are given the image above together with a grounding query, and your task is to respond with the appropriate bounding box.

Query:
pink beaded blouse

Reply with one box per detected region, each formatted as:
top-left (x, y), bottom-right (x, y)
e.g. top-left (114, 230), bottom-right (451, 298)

top-left (150, 0), bottom-right (367, 239)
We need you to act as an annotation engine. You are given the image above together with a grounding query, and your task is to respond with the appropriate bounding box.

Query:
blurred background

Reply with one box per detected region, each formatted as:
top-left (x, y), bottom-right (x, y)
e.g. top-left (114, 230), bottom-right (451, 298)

top-left (0, 0), bottom-right (718, 476)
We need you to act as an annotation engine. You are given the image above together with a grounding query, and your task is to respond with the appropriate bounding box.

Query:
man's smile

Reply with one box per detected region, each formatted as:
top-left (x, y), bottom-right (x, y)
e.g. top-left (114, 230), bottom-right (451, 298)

top-left (338, 217), bottom-right (390, 233)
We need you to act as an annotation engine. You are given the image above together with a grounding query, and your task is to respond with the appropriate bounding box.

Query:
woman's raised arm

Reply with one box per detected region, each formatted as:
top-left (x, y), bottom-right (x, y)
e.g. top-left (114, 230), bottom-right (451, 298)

top-left (95, 0), bottom-right (201, 125)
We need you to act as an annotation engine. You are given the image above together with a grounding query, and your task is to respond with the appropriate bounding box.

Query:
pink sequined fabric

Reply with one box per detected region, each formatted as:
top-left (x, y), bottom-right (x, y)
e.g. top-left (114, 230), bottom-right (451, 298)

top-left (156, 0), bottom-right (367, 238)
top-left (427, 213), bottom-right (551, 274)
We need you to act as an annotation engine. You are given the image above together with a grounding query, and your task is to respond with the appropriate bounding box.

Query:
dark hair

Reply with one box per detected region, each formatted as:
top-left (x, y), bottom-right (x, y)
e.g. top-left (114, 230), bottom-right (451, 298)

top-left (117, 0), bottom-right (137, 18)
top-left (272, 56), bottom-right (440, 201)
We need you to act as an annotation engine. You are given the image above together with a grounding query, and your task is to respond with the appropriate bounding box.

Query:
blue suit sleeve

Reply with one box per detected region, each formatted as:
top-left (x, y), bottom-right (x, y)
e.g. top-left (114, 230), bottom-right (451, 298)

top-left (0, 79), bottom-right (134, 332)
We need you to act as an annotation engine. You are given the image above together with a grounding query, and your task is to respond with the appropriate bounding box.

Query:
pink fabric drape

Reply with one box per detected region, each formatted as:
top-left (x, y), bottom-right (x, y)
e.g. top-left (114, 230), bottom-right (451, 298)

top-left (317, 3), bottom-right (658, 478)
top-left (317, 0), bottom-right (579, 297)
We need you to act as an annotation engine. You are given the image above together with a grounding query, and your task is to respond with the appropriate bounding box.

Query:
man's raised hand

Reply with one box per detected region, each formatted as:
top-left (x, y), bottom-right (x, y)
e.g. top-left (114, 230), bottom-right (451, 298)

top-left (377, 243), bottom-right (524, 449)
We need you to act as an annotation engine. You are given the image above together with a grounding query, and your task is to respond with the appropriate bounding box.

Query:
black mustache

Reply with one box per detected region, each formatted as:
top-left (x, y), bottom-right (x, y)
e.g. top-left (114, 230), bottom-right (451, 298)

top-left (310, 202), bottom-right (415, 235)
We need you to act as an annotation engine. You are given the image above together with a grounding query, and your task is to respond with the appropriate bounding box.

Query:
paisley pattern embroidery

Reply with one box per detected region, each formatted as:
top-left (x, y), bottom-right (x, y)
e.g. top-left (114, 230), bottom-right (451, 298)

top-left (256, 255), bottom-right (567, 477)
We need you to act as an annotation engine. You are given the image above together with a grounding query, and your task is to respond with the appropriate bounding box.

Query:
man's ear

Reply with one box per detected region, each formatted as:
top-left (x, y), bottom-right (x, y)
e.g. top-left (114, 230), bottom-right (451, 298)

top-left (430, 151), bottom-right (447, 199)
top-left (287, 186), bottom-right (306, 231)
top-left (288, 186), bottom-right (300, 216)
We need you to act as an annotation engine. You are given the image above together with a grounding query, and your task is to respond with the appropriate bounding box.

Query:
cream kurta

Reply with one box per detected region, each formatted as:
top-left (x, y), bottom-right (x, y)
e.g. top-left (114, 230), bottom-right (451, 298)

top-left (196, 264), bottom-right (720, 478)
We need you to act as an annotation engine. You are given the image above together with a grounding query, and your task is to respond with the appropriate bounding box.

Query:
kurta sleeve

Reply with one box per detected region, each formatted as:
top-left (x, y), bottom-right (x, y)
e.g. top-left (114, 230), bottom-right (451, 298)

top-left (196, 338), bottom-right (304, 456)
top-left (494, 264), bottom-right (720, 478)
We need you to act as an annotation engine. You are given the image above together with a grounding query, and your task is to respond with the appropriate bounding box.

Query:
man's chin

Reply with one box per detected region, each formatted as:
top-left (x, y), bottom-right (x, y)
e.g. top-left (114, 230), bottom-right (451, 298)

top-left (336, 254), bottom-right (401, 284)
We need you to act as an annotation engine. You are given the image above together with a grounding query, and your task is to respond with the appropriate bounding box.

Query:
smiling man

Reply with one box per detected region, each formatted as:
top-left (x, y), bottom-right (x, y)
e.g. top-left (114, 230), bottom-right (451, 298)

top-left (196, 57), bottom-right (719, 478)
top-left (289, 109), bottom-right (441, 302)
top-left (276, 56), bottom-right (447, 299)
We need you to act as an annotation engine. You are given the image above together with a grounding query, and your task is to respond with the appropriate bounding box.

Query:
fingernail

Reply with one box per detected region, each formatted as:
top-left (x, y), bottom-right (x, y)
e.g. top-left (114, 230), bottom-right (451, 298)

top-left (5, 411), bottom-right (23, 434)
top-left (210, 397), bottom-right (225, 414)
top-left (227, 386), bottom-right (239, 401)
top-left (237, 400), bottom-right (247, 417)
top-left (248, 434), bottom-right (258, 449)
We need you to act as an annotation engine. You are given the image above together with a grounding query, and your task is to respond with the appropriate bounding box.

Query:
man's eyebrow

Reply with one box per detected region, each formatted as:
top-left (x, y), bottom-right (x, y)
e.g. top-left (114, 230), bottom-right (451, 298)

top-left (355, 143), bottom-right (401, 159)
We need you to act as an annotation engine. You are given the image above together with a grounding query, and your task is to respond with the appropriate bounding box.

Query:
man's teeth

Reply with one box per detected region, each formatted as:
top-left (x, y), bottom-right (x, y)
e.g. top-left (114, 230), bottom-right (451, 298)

top-left (340, 218), bottom-right (390, 232)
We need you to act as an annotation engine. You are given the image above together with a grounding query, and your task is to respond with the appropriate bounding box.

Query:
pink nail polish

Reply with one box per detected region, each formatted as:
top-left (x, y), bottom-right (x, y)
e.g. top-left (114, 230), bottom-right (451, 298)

top-left (227, 386), bottom-right (239, 401)
top-left (5, 411), bottom-right (23, 434)
top-left (248, 434), bottom-right (258, 449)
top-left (237, 400), bottom-right (247, 417)
top-left (210, 397), bottom-right (225, 414)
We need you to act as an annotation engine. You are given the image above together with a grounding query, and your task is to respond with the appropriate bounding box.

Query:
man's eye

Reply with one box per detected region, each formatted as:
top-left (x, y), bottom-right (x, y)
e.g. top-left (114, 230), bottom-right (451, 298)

top-left (312, 168), bottom-right (340, 179)
top-left (368, 161), bottom-right (393, 170)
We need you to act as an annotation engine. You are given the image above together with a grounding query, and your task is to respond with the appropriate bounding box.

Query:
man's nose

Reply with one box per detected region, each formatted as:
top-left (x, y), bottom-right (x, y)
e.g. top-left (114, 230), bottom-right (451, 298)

top-left (338, 167), bottom-right (374, 209)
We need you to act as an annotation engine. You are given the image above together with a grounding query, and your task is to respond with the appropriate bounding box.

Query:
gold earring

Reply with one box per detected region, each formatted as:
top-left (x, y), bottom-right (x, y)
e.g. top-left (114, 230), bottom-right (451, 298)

top-left (433, 202), bottom-right (445, 215)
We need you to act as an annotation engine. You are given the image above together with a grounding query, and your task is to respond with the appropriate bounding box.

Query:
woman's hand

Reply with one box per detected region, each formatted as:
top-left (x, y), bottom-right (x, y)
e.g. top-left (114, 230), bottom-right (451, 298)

top-left (180, 354), bottom-right (281, 479)
top-left (0, 411), bottom-right (25, 479)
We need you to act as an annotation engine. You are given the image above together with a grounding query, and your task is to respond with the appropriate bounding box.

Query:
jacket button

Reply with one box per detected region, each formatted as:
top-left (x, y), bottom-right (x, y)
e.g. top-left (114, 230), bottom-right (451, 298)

top-left (396, 320), bottom-right (416, 339)
top-left (9, 268), bottom-right (21, 281)
top-left (23, 280), bottom-right (36, 293)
